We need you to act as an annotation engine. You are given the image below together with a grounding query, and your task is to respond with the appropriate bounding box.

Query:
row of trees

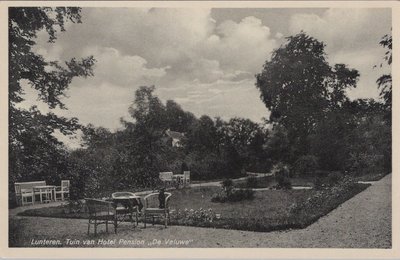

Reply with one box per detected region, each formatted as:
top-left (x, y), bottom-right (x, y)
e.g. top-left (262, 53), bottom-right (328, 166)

top-left (68, 86), bottom-right (271, 197)
top-left (9, 8), bottom-right (391, 204)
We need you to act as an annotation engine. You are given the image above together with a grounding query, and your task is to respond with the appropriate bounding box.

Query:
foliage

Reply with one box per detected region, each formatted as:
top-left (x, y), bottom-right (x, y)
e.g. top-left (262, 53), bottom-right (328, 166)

top-left (171, 208), bottom-right (216, 225)
top-left (256, 32), bottom-right (359, 157)
top-left (66, 200), bottom-right (85, 214)
top-left (246, 176), bottom-right (258, 188)
top-left (264, 124), bottom-right (290, 164)
top-left (293, 155), bottom-right (319, 177)
top-left (235, 176), bottom-right (274, 189)
top-left (221, 118), bottom-right (270, 171)
top-left (273, 162), bottom-right (292, 189)
top-left (211, 188), bottom-right (255, 203)
top-left (325, 171), bottom-right (344, 186)
top-left (212, 179), bottom-right (254, 202)
top-left (376, 33), bottom-right (392, 124)
top-left (221, 178), bottom-right (232, 188)
top-left (289, 177), bottom-right (370, 227)
top-left (8, 7), bottom-right (95, 207)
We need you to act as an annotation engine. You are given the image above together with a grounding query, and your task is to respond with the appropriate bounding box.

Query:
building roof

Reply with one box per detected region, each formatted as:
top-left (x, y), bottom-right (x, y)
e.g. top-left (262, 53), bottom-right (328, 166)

top-left (166, 129), bottom-right (185, 140)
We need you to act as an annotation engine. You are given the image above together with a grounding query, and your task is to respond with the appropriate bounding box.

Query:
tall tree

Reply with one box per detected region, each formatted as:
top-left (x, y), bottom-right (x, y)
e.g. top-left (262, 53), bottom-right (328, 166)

top-left (118, 86), bottom-right (170, 187)
top-left (9, 8), bottom-right (95, 188)
top-left (377, 33), bottom-right (392, 124)
top-left (255, 32), bottom-right (359, 157)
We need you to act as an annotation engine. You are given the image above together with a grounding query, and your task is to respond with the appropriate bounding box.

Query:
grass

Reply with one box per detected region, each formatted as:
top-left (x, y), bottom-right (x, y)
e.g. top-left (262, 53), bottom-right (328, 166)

top-left (234, 176), bottom-right (315, 189)
top-left (18, 180), bottom-right (370, 233)
top-left (355, 172), bottom-right (389, 182)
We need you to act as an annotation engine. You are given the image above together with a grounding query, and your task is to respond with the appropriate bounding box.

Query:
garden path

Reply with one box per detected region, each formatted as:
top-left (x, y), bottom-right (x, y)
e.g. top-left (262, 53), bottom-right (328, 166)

top-left (9, 174), bottom-right (391, 248)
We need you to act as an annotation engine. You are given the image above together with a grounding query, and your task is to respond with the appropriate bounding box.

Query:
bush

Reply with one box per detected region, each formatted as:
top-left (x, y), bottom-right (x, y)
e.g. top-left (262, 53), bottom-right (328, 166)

top-left (246, 176), bottom-right (258, 188)
top-left (293, 155), bottom-right (319, 176)
top-left (222, 179), bottom-right (233, 189)
top-left (171, 208), bottom-right (216, 225)
top-left (277, 177), bottom-right (292, 190)
top-left (229, 189), bottom-right (255, 201)
top-left (273, 163), bottom-right (291, 190)
top-left (211, 186), bottom-right (255, 203)
top-left (326, 171), bottom-right (344, 186)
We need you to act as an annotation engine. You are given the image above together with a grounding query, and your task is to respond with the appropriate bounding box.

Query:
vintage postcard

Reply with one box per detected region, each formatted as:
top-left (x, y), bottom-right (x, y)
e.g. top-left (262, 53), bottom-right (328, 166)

top-left (0, 0), bottom-right (399, 258)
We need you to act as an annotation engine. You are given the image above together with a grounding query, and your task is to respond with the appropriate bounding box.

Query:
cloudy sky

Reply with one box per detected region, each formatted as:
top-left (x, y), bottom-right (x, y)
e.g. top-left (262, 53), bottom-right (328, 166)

top-left (22, 7), bottom-right (391, 139)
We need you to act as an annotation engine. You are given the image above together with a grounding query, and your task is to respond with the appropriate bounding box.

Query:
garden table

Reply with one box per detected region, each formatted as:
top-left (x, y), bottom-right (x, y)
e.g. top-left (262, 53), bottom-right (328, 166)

top-left (111, 193), bottom-right (143, 226)
top-left (33, 185), bottom-right (56, 203)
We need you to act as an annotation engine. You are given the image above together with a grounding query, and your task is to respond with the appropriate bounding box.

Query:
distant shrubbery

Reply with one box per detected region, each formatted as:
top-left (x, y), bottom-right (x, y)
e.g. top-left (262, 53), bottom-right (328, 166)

top-left (293, 155), bottom-right (319, 176)
top-left (211, 178), bottom-right (255, 202)
top-left (246, 176), bottom-right (258, 188)
top-left (273, 163), bottom-right (292, 190)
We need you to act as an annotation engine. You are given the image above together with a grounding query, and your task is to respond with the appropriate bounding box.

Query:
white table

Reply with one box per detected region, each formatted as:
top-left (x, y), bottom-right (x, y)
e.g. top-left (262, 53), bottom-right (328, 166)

top-left (33, 185), bottom-right (56, 203)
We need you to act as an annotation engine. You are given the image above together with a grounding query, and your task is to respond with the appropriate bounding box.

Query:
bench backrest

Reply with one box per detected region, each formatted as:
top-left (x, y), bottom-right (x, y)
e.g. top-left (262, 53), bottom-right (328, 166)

top-left (159, 172), bottom-right (173, 181)
top-left (61, 180), bottom-right (70, 191)
top-left (183, 171), bottom-right (190, 181)
top-left (14, 181), bottom-right (46, 194)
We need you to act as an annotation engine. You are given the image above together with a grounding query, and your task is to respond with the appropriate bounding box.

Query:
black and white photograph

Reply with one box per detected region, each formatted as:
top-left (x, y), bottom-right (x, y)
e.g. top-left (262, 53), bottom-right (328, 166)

top-left (2, 1), bottom-right (397, 257)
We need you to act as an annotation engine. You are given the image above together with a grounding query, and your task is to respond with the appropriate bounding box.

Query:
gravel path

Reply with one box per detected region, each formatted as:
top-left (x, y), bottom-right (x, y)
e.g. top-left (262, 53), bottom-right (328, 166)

top-left (9, 174), bottom-right (391, 248)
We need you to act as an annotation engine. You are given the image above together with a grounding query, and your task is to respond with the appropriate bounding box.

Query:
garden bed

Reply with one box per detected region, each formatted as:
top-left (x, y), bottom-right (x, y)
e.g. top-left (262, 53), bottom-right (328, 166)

top-left (19, 182), bottom-right (370, 232)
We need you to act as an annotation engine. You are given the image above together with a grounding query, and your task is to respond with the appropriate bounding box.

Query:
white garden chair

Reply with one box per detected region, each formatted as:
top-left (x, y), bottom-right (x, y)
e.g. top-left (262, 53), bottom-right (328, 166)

top-left (55, 180), bottom-right (70, 201)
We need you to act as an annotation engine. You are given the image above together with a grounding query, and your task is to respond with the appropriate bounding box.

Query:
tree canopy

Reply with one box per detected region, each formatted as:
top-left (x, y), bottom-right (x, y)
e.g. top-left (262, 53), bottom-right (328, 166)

top-left (255, 32), bottom-right (359, 157)
top-left (376, 33), bottom-right (392, 124)
top-left (9, 7), bottom-right (95, 192)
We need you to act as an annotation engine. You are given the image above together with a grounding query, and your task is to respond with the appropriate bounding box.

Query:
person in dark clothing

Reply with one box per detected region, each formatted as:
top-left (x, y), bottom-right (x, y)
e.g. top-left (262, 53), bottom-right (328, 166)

top-left (158, 188), bottom-right (166, 209)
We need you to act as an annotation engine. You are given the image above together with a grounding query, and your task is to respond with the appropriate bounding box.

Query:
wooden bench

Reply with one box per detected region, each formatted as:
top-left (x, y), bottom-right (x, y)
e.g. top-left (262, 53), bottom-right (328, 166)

top-left (14, 181), bottom-right (46, 206)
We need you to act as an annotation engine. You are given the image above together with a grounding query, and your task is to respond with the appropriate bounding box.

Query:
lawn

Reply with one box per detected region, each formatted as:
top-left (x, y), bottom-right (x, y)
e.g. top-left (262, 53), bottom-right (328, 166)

top-left (234, 176), bottom-right (315, 189)
top-left (355, 172), bottom-right (390, 182)
top-left (18, 181), bottom-right (370, 232)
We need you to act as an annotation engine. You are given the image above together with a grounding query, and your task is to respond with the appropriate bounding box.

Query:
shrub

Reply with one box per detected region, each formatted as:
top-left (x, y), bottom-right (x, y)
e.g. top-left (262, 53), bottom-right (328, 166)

top-left (273, 163), bottom-right (291, 190)
top-left (273, 162), bottom-right (290, 177)
top-left (211, 191), bottom-right (227, 203)
top-left (171, 208), bottom-right (216, 225)
top-left (276, 176), bottom-right (292, 190)
top-left (326, 171), bottom-right (344, 186)
top-left (228, 188), bottom-right (255, 201)
top-left (222, 179), bottom-right (233, 188)
top-left (211, 186), bottom-right (255, 203)
top-left (293, 155), bottom-right (319, 177)
top-left (246, 176), bottom-right (258, 188)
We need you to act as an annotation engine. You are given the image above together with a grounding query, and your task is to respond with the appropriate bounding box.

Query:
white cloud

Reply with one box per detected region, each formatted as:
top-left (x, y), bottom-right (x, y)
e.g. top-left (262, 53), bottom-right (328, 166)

top-left (60, 82), bottom-right (135, 129)
top-left (202, 16), bottom-right (277, 73)
top-left (289, 8), bottom-right (391, 52)
top-left (79, 47), bottom-right (168, 87)
top-left (25, 8), bottom-right (390, 140)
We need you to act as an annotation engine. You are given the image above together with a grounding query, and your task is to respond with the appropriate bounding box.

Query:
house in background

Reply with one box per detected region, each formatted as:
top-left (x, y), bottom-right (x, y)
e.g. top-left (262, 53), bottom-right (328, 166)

top-left (165, 129), bottom-right (185, 147)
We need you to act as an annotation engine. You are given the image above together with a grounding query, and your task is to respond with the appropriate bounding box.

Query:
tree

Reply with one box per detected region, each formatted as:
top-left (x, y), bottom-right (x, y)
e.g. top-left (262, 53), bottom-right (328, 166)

top-left (255, 32), bottom-right (359, 157)
top-left (119, 86), bottom-right (171, 187)
top-left (377, 33), bottom-right (392, 124)
top-left (165, 100), bottom-right (196, 133)
top-left (222, 118), bottom-right (268, 171)
top-left (9, 7), bottom-right (95, 195)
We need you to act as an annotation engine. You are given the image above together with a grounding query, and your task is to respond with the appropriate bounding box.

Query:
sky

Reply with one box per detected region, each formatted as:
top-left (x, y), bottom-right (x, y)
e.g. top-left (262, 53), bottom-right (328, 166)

top-left (20, 7), bottom-right (391, 147)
